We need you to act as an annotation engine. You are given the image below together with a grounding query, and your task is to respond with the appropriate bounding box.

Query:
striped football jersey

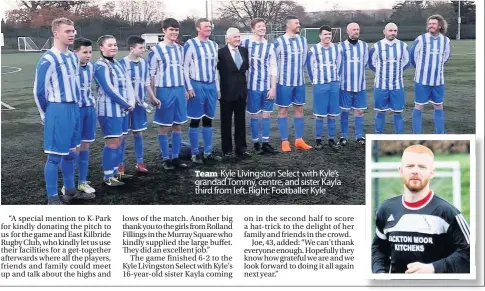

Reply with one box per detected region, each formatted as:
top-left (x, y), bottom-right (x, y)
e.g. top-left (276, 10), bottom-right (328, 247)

top-left (241, 38), bottom-right (277, 91)
top-left (307, 43), bottom-right (341, 85)
top-left (119, 56), bottom-right (150, 101)
top-left (410, 33), bottom-right (451, 86)
top-left (94, 58), bottom-right (135, 118)
top-left (149, 42), bottom-right (185, 88)
top-left (369, 39), bottom-right (410, 90)
top-left (33, 47), bottom-right (81, 119)
top-left (78, 62), bottom-right (95, 107)
top-left (339, 39), bottom-right (369, 92)
top-left (183, 38), bottom-right (218, 90)
top-left (274, 34), bottom-right (308, 87)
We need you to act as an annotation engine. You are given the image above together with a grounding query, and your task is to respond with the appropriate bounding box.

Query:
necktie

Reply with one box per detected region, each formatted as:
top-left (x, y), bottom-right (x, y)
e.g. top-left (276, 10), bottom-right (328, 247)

top-left (234, 48), bottom-right (242, 69)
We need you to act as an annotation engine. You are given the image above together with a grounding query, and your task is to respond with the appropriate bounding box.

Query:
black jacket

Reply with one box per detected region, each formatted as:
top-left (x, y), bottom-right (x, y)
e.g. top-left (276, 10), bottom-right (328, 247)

top-left (371, 192), bottom-right (470, 273)
top-left (217, 45), bottom-right (249, 102)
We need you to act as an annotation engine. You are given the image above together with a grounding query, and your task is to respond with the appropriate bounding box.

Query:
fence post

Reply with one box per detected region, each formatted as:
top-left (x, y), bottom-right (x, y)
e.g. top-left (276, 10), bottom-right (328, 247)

top-left (372, 141), bottom-right (380, 215)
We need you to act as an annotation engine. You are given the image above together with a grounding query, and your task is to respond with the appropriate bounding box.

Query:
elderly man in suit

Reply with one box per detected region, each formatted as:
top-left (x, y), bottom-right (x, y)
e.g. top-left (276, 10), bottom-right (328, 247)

top-left (217, 27), bottom-right (251, 159)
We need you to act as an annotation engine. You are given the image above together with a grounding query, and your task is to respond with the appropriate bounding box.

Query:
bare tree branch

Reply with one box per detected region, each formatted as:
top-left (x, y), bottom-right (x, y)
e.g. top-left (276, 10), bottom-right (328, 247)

top-left (115, 0), bottom-right (164, 24)
top-left (218, 0), bottom-right (305, 29)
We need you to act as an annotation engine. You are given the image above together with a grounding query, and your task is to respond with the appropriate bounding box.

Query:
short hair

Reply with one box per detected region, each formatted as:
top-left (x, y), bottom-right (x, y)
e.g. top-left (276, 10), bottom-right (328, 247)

top-left (402, 144), bottom-right (435, 159)
top-left (319, 25), bottom-right (332, 34)
top-left (196, 18), bottom-right (210, 28)
top-left (286, 15), bottom-right (298, 22)
top-left (427, 14), bottom-right (448, 34)
top-left (51, 18), bottom-right (74, 33)
top-left (250, 18), bottom-right (265, 29)
top-left (73, 38), bottom-right (92, 51)
top-left (225, 27), bottom-right (240, 38)
top-left (97, 35), bottom-right (116, 47)
top-left (127, 35), bottom-right (145, 48)
top-left (163, 18), bottom-right (180, 30)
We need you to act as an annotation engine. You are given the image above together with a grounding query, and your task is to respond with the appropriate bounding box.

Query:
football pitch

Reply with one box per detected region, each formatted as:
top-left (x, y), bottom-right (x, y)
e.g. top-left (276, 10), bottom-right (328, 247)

top-left (0, 40), bottom-right (476, 205)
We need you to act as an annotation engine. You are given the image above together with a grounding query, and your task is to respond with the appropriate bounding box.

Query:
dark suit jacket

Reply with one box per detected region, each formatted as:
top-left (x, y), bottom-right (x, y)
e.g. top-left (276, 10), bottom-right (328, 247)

top-left (217, 45), bottom-right (249, 102)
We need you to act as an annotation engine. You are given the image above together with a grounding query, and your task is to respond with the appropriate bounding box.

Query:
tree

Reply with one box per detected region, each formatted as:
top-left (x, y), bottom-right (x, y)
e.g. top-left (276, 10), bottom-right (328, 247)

top-left (20, 1), bottom-right (90, 12)
top-left (78, 4), bottom-right (110, 18)
top-left (390, 1), bottom-right (426, 25)
top-left (452, 0), bottom-right (476, 24)
top-left (424, 1), bottom-right (457, 35)
top-left (217, 0), bottom-right (306, 29)
top-left (5, 8), bottom-right (32, 27)
top-left (116, 0), bottom-right (165, 24)
top-left (30, 7), bottom-right (79, 28)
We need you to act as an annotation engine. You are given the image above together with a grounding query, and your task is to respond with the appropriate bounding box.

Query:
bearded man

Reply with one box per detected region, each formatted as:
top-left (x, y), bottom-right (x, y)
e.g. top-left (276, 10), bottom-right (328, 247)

top-left (371, 144), bottom-right (470, 274)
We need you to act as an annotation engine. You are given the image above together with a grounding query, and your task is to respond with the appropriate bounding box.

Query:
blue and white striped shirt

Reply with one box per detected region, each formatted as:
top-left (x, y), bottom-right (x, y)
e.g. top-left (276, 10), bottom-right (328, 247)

top-left (274, 35), bottom-right (308, 87)
top-left (33, 47), bottom-right (80, 119)
top-left (119, 56), bottom-right (149, 102)
top-left (94, 58), bottom-right (135, 118)
top-left (183, 38), bottom-right (218, 90)
top-left (411, 33), bottom-right (451, 86)
top-left (339, 40), bottom-right (369, 92)
top-left (149, 42), bottom-right (184, 88)
top-left (307, 43), bottom-right (341, 85)
top-left (78, 62), bottom-right (95, 107)
top-left (241, 38), bottom-right (277, 91)
top-left (369, 39), bottom-right (410, 90)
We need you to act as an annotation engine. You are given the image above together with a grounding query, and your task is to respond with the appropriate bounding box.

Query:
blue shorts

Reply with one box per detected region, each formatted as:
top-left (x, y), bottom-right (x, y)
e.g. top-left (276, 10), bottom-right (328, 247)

top-left (414, 82), bottom-right (445, 105)
top-left (187, 80), bottom-right (217, 119)
top-left (276, 84), bottom-right (306, 107)
top-left (374, 88), bottom-right (405, 112)
top-left (313, 82), bottom-right (340, 117)
top-left (129, 104), bottom-right (148, 132)
top-left (98, 116), bottom-right (124, 138)
top-left (339, 90), bottom-right (367, 110)
top-left (154, 86), bottom-right (187, 126)
top-left (79, 106), bottom-right (96, 142)
top-left (122, 115), bottom-right (130, 135)
top-left (247, 89), bottom-right (274, 114)
top-left (44, 102), bottom-right (80, 155)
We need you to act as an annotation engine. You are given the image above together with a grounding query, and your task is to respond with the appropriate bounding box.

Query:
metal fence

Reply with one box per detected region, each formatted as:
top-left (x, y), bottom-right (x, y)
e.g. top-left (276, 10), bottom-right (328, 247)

top-left (1, 23), bottom-right (476, 51)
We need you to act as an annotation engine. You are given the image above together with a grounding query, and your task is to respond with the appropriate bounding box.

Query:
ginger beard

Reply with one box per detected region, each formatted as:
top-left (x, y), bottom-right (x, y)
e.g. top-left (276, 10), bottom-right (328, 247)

top-left (399, 152), bottom-right (434, 192)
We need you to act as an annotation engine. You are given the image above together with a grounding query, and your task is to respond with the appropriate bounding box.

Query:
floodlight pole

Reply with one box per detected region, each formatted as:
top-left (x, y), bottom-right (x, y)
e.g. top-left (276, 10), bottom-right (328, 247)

top-left (457, 0), bottom-right (461, 40)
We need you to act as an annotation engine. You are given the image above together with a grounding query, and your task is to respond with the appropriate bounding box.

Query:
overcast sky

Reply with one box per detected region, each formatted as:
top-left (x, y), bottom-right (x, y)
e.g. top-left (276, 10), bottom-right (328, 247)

top-left (169, 0), bottom-right (396, 19)
top-left (2, 0), bottom-right (397, 20)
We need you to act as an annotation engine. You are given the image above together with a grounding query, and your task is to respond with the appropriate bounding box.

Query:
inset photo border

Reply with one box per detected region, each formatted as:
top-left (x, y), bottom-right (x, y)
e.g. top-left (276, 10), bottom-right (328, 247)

top-left (365, 134), bottom-right (476, 280)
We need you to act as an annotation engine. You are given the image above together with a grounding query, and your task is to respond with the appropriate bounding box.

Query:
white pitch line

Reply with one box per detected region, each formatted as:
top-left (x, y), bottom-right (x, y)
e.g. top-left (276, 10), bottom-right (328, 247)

top-left (1, 101), bottom-right (16, 110)
top-left (1, 66), bottom-right (22, 75)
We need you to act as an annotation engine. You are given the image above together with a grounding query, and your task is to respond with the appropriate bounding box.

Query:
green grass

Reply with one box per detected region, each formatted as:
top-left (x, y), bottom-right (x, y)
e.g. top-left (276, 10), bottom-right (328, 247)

top-left (1, 40), bottom-right (476, 134)
top-left (0, 40), bottom-right (476, 206)
top-left (372, 153), bottom-right (471, 224)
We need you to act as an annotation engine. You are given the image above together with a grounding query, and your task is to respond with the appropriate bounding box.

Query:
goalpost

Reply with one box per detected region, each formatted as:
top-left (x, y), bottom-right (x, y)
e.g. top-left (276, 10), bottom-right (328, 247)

top-left (18, 37), bottom-right (41, 52)
top-left (18, 37), bottom-right (52, 52)
top-left (371, 161), bottom-right (462, 210)
top-left (41, 37), bottom-right (53, 51)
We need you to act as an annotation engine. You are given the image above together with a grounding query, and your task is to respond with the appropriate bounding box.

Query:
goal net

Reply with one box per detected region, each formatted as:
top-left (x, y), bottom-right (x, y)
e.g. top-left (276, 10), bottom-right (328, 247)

top-left (302, 27), bottom-right (342, 44)
top-left (18, 37), bottom-right (41, 52)
top-left (371, 161), bottom-right (462, 210)
top-left (41, 38), bottom-right (53, 51)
